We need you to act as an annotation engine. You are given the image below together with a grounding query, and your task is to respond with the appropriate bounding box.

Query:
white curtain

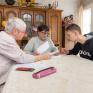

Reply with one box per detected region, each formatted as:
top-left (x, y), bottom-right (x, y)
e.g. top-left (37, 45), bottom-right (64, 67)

top-left (84, 3), bottom-right (93, 32)
top-left (78, 5), bottom-right (83, 34)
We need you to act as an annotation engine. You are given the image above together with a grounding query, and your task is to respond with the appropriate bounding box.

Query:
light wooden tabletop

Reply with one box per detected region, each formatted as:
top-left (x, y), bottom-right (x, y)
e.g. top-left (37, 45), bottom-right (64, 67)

top-left (2, 55), bottom-right (93, 93)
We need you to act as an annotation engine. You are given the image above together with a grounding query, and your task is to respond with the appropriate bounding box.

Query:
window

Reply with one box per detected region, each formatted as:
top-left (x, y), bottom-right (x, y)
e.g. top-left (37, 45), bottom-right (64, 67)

top-left (83, 8), bottom-right (91, 35)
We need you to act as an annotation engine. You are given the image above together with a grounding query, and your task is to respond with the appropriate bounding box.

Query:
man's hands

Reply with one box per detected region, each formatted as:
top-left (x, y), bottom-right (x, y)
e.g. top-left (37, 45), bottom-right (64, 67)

top-left (61, 48), bottom-right (69, 54)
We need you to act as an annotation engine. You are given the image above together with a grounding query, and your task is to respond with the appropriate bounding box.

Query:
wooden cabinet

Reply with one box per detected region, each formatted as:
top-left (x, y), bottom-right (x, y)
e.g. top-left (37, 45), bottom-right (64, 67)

top-left (4, 8), bottom-right (19, 20)
top-left (46, 10), bottom-right (62, 51)
top-left (4, 8), bottom-right (20, 46)
top-left (21, 10), bottom-right (34, 39)
top-left (0, 4), bottom-right (63, 51)
top-left (20, 10), bottom-right (45, 37)
top-left (0, 6), bottom-right (19, 30)
top-left (20, 9), bottom-right (46, 48)
top-left (34, 11), bottom-right (45, 26)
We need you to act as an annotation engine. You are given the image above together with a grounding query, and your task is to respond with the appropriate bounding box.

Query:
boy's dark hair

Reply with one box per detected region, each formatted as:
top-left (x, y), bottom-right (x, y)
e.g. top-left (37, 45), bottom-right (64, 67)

top-left (66, 24), bottom-right (81, 34)
top-left (38, 25), bottom-right (49, 32)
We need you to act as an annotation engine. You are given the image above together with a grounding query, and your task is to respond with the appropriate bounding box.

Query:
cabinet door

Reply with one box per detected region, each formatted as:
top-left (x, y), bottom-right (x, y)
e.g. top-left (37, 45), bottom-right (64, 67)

top-left (48, 12), bottom-right (62, 51)
top-left (0, 8), bottom-right (4, 30)
top-left (21, 11), bottom-right (34, 37)
top-left (34, 12), bottom-right (45, 27)
top-left (4, 8), bottom-right (19, 20)
top-left (48, 12), bottom-right (60, 42)
top-left (20, 10), bottom-right (34, 49)
top-left (4, 8), bottom-right (19, 46)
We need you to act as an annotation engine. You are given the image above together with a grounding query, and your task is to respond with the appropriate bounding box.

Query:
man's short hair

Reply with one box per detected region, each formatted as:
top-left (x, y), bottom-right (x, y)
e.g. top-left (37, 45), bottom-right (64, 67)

top-left (66, 24), bottom-right (81, 34)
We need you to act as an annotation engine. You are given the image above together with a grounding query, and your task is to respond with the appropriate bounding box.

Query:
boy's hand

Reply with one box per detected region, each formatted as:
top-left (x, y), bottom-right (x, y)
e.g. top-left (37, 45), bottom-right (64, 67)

top-left (61, 48), bottom-right (69, 54)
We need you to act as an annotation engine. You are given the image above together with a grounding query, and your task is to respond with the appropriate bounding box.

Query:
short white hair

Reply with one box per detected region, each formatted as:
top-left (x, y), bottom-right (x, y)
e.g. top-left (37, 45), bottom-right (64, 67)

top-left (4, 17), bottom-right (26, 33)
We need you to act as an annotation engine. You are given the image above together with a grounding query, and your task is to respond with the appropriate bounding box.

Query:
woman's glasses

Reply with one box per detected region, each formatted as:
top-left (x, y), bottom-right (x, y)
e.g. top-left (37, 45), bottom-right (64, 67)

top-left (41, 31), bottom-right (49, 35)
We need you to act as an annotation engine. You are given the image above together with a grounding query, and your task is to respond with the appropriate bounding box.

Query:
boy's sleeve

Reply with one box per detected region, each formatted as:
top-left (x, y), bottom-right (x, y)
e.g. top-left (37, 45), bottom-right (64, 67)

top-left (68, 42), bottom-right (80, 55)
top-left (85, 32), bottom-right (93, 40)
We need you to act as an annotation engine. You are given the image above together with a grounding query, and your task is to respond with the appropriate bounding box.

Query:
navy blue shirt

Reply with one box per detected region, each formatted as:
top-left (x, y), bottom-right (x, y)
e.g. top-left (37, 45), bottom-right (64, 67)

top-left (68, 38), bottom-right (93, 61)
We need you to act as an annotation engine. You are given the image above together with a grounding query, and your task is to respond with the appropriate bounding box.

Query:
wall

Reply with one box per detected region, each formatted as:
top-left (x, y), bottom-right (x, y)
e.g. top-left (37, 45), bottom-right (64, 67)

top-left (0, 0), bottom-right (7, 5)
top-left (0, 0), bottom-right (80, 24)
top-left (35, 0), bottom-right (80, 24)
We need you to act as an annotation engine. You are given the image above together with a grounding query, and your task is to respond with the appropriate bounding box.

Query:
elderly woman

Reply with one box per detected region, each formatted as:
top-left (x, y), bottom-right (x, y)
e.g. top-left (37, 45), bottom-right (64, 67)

top-left (24, 25), bottom-right (60, 56)
top-left (0, 18), bottom-right (52, 92)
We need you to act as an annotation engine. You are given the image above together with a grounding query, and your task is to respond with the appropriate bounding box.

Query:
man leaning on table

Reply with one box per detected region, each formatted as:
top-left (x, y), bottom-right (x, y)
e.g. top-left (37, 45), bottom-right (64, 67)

top-left (61, 24), bottom-right (93, 61)
top-left (0, 17), bottom-right (52, 92)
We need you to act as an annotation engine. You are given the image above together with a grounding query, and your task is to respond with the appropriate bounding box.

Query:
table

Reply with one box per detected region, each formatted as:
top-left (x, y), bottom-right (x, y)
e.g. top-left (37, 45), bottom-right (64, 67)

top-left (2, 55), bottom-right (93, 93)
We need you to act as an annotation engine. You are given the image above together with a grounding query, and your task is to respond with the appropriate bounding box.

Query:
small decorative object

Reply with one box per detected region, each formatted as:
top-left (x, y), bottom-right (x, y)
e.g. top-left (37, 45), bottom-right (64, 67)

top-left (52, 1), bottom-right (58, 9)
top-left (67, 16), bottom-right (71, 25)
top-left (32, 27), bottom-right (38, 32)
top-left (5, 0), bottom-right (15, 5)
top-left (64, 17), bottom-right (68, 27)
top-left (48, 3), bottom-right (52, 9)
top-left (2, 21), bottom-right (7, 27)
top-left (30, 26), bottom-right (38, 37)
top-left (7, 0), bottom-right (39, 7)
top-left (48, 29), bottom-right (51, 38)
top-left (70, 15), bottom-right (74, 24)
top-left (22, 0), bottom-right (39, 7)
top-left (64, 15), bottom-right (74, 27)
